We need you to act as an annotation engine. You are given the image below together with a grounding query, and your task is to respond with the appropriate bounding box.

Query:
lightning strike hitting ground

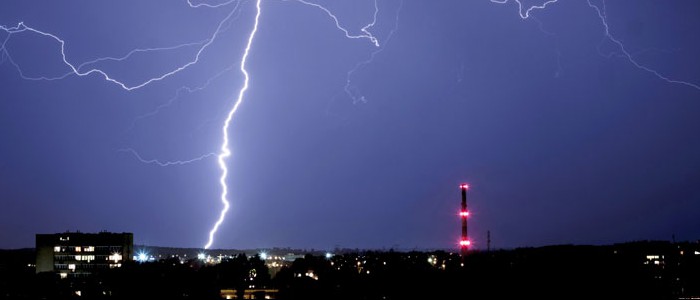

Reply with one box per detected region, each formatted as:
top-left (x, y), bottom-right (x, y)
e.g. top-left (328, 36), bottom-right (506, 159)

top-left (4, 0), bottom-right (696, 251)
top-left (204, 0), bottom-right (262, 250)
top-left (492, 0), bottom-right (700, 92)
top-left (2, 0), bottom-right (398, 250)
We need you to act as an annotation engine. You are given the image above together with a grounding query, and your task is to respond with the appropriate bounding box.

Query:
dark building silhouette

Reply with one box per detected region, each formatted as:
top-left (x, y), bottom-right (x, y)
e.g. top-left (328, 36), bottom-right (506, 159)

top-left (2, 240), bottom-right (699, 299)
top-left (35, 231), bottom-right (133, 278)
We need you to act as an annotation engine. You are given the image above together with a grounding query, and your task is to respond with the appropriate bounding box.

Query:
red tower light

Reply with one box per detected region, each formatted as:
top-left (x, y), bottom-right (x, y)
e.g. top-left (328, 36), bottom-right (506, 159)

top-left (459, 183), bottom-right (470, 256)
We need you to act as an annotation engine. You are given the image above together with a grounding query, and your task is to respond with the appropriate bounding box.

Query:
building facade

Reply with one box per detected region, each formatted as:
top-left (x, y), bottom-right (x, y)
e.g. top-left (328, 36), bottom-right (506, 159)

top-left (36, 232), bottom-right (133, 278)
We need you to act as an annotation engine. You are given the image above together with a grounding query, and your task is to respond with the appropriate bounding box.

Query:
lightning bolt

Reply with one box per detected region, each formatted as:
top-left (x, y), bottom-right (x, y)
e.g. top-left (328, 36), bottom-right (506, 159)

top-left (294, 0), bottom-right (380, 47)
top-left (3, 40), bottom-right (209, 82)
top-left (127, 61), bottom-right (239, 131)
top-left (77, 40), bottom-right (208, 72)
top-left (288, 0), bottom-right (403, 105)
top-left (489, 0), bottom-right (560, 20)
top-left (204, 0), bottom-right (262, 250)
top-left (187, 0), bottom-right (239, 9)
top-left (491, 0), bottom-right (700, 91)
top-left (584, 0), bottom-right (700, 91)
top-left (0, 0), bottom-right (242, 91)
top-left (342, 0), bottom-right (402, 104)
top-left (118, 148), bottom-right (216, 167)
top-left (3, 0), bottom-right (396, 250)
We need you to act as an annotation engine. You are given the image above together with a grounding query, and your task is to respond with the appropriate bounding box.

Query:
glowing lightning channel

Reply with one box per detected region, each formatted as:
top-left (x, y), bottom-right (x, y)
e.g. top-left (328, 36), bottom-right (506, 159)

top-left (0, 0), bottom-right (242, 91)
top-left (128, 3), bottom-right (247, 130)
top-left (118, 148), bottom-right (216, 167)
top-left (76, 40), bottom-right (208, 71)
top-left (491, 0), bottom-right (700, 92)
top-left (127, 61), bottom-right (239, 131)
top-left (293, 0), bottom-right (380, 47)
top-left (342, 0), bottom-right (403, 104)
top-left (204, 0), bottom-right (262, 250)
top-left (584, 0), bottom-right (700, 91)
top-left (187, 0), bottom-right (239, 9)
top-left (489, 0), bottom-right (560, 20)
top-left (3, 40), bottom-right (210, 82)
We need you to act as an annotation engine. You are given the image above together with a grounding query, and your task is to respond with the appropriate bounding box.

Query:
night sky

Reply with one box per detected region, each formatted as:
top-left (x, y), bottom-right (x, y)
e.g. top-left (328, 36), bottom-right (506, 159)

top-left (2, 0), bottom-right (700, 251)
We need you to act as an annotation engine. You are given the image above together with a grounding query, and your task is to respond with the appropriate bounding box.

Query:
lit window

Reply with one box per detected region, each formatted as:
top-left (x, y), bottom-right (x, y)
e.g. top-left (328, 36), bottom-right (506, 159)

top-left (54, 246), bottom-right (61, 252)
top-left (68, 264), bottom-right (76, 271)
top-left (84, 246), bottom-right (95, 252)
top-left (59, 273), bottom-right (68, 279)
top-left (74, 247), bottom-right (81, 252)
top-left (109, 253), bottom-right (123, 263)
top-left (75, 255), bottom-right (81, 261)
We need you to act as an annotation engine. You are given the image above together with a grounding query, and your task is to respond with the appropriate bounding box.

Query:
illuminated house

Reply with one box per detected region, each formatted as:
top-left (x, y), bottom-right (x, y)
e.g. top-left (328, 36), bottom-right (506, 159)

top-left (36, 231), bottom-right (133, 278)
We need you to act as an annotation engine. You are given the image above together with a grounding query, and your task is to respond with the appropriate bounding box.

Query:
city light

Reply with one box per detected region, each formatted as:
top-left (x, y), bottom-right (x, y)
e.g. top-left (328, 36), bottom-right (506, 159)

top-left (136, 251), bottom-right (148, 263)
top-left (109, 252), bottom-right (122, 263)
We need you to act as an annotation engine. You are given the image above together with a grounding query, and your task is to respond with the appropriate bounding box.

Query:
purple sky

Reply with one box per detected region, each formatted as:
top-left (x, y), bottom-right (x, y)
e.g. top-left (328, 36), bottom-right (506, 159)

top-left (2, 0), bottom-right (700, 250)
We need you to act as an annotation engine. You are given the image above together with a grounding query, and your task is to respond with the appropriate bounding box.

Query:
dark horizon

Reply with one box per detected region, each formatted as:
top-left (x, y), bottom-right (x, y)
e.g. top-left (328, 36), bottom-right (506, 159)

top-left (4, 236), bottom-right (698, 253)
top-left (3, 238), bottom-right (699, 299)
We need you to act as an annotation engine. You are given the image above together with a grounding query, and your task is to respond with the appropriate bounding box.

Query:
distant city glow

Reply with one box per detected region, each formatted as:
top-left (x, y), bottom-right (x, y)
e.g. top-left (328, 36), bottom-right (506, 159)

top-left (198, 253), bottom-right (206, 260)
top-left (260, 252), bottom-right (268, 260)
top-left (325, 252), bottom-right (333, 259)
